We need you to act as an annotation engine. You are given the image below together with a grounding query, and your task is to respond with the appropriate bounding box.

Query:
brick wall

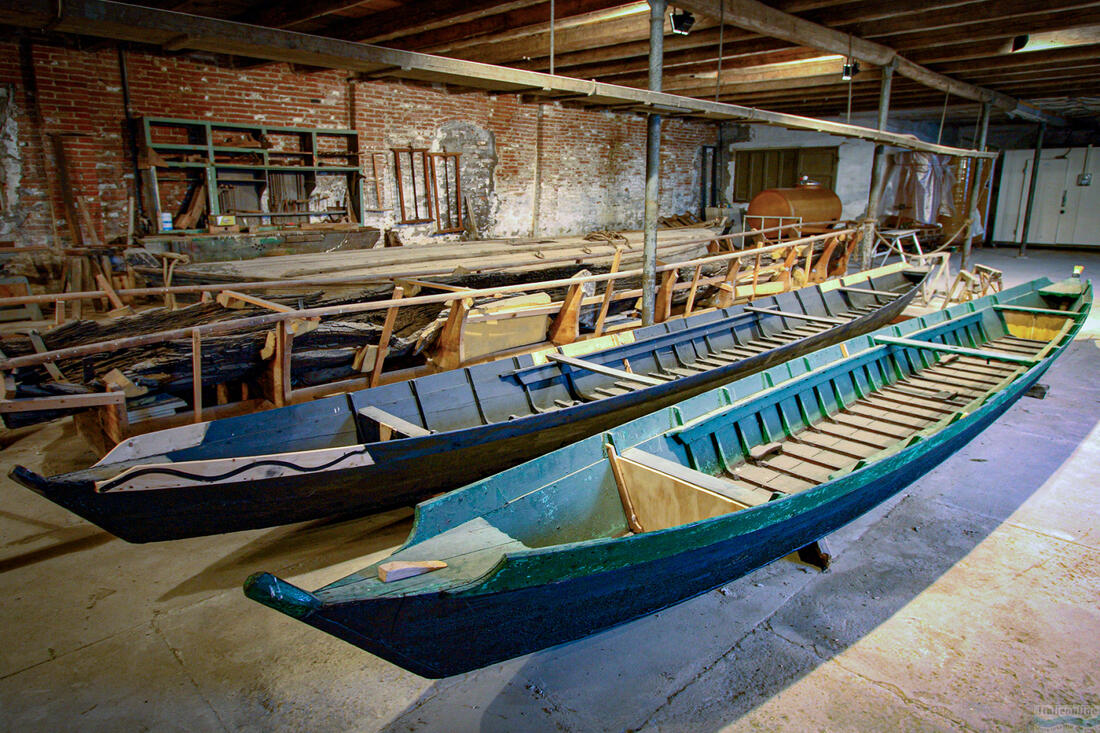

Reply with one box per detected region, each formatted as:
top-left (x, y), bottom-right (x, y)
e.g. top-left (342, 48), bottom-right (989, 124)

top-left (0, 40), bottom-right (716, 247)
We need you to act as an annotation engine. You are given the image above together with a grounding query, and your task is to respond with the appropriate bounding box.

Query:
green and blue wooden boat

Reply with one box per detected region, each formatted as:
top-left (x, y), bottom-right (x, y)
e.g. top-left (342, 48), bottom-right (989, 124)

top-left (245, 274), bottom-right (1090, 678)
top-left (10, 264), bottom-right (923, 542)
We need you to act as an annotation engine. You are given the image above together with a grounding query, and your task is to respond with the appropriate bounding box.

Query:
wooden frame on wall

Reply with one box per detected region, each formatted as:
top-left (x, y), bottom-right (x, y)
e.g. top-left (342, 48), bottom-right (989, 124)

top-left (392, 147), bottom-right (433, 224)
top-left (428, 152), bottom-right (463, 234)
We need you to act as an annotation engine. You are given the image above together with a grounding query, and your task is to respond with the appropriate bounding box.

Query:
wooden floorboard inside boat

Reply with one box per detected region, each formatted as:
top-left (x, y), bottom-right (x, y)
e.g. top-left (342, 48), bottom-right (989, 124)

top-left (715, 334), bottom-right (1042, 501)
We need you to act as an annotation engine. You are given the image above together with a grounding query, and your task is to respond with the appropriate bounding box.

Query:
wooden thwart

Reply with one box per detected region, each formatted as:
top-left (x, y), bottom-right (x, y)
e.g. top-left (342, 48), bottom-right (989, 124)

top-left (357, 405), bottom-right (430, 440)
top-left (874, 336), bottom-right (1039, 365)
top-left (742, 306), bottom-right (846, 325)
top-left (545, 353), bottom-right (664, 386)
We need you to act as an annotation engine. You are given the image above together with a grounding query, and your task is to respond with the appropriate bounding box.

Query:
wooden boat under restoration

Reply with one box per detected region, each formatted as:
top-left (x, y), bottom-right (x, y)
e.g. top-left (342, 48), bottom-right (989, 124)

top-left (245, 275), bottom-right (1090, 678)
top-left (10, 264), bottom-right (924, 542)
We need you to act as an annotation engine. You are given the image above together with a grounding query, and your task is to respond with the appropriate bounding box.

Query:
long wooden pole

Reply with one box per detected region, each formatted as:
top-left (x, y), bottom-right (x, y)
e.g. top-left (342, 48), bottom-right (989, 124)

top-left (961, 101), bottom-right (992, 270)
top-left (859, 59), bottom-right (895, 271)
top-left (0, 229), bottom-right (855, 371)
top-left (1018, 121), bottom-right (1046, 259)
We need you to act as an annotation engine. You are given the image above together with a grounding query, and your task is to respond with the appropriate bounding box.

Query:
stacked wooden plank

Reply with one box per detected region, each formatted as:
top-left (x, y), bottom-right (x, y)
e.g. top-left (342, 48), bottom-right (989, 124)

top-left (142, 228), bottom-right (717, 284)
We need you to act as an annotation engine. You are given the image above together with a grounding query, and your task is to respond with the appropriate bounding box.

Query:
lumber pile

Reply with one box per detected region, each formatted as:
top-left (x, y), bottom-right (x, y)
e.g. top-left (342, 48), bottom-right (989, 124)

top-left (131, 228), bottom-right (718, 285)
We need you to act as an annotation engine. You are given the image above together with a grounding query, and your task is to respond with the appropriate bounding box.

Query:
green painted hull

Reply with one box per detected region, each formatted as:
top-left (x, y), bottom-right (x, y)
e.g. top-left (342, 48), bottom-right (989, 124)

top-left (246, 275), bottom-right (1090, 677)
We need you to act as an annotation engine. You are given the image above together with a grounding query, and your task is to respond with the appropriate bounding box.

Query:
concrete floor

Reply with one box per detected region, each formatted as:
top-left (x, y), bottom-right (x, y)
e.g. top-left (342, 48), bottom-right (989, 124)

top-left (1, 247), bottom-right (1097, 732)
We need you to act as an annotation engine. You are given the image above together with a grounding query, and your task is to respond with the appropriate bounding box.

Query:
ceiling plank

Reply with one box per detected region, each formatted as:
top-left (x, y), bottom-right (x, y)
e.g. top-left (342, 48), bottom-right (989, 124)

top-left (676, 0), bottom-right (1058, 121)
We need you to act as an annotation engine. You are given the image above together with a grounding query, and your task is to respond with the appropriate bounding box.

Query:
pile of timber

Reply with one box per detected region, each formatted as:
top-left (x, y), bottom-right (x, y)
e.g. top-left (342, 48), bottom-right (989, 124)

top-left (131, 228), bottom-right (718, 285)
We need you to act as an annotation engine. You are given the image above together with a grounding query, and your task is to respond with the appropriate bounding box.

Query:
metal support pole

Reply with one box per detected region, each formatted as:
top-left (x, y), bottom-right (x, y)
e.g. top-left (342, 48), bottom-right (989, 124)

top-left (961, 101), bottom-right (991, 270)
top-left (859, 60), bottom-right (895, 271)
top-left (1018, 121), bottom-right (1046, 258)
top-left (642, 0), bottom-right (665, 325)
top-left (549, 0), bottom-right (555, 75)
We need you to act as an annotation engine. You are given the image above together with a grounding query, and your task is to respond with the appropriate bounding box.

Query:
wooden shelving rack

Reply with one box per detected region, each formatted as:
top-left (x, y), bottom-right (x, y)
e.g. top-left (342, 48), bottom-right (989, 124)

top-left (137, 116), bottom-right (367, 233)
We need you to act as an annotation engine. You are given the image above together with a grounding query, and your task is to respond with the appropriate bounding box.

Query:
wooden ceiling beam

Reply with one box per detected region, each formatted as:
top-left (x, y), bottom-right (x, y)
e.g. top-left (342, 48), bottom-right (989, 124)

top-left (332, 0), bottom-right (541, 44)
top-left (508, 25), bottom-right (758, 71)
top-left (386, 0), bottom-right (637, 54)
top-left (956, 64), bottom-right (1100, 84)
top-left (798, 0), bottom-right (984, 27)
top-left (849, 0), bottom-right (1100, 39)
top-left (596, 46), bottom-right (826, 85)
top-left (662, 57), bottom-right (851, 93)
top-left (905, 39), bottom-right (1016, 65)
top-left (441, 12), bottom-right (668, 64)
top-left (928, 44), bottom-right (1100, 74)
top-left (240, 0), bottom-right (366, 30)
top-left (675, 0), bottom-right (1060, 122)
top-left (880, 7), bottom-right (1100, 52)
top-left (671, 67), bottom-right (881, 97)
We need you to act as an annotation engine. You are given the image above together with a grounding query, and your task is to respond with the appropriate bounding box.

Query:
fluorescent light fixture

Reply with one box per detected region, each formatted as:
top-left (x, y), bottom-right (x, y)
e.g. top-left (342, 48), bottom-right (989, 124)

top-left (669, 9), bottom-right (695, 35)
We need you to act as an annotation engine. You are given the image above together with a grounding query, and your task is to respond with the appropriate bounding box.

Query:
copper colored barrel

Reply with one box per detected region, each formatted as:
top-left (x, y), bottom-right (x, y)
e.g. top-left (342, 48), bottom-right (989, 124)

top-left (746, 184), bottom-right (842, 233)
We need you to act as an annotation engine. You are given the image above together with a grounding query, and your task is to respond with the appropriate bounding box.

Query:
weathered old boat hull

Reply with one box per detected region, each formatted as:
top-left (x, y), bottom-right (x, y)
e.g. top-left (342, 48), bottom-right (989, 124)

top-left (11, 267), bottom-right (923, 542)
top-left (244, 275), bottom-right (1089, 677)
top-left (252, 359), bottom-right (1050, 677)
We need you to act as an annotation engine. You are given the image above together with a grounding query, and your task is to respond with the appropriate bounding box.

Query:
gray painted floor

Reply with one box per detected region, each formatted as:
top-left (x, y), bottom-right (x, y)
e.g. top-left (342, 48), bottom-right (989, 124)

top-left (0, 248), bottom-right (1097, 731)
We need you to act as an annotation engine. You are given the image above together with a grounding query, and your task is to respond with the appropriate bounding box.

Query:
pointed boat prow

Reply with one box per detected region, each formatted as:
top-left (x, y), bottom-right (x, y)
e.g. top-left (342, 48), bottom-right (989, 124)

top-left (244, 572), bottom-right (322, 620)
top-left (9, 465), bottom-right (50, 496)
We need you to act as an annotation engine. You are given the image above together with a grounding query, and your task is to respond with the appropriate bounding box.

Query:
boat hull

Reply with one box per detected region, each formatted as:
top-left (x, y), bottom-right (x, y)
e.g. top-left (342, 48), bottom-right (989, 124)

top-left (12, 277), bottom-right (919, 542)
top-left (278, 357), bottom-right (1052, 678)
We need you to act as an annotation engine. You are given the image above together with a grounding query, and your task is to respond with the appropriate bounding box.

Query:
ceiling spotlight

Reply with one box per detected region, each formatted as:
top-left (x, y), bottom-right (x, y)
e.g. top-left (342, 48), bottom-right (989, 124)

top-left (1011, 34), bottom-right (1030, 52)
top-left (841, 59), bottom-right (860, 81)
top-left (670, 9), bottom-right (695, 35)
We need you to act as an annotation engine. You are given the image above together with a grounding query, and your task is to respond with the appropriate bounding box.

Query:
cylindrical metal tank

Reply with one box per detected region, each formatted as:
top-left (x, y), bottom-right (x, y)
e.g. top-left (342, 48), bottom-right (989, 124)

top-left (745, 183), bottom-right (842, 233)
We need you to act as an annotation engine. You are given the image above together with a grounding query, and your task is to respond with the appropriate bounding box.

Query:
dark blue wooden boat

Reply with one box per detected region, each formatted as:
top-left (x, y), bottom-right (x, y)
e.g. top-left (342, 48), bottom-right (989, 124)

top-left (244, 274), bottom-right (1089, 678)
top-left (10, 265), bottom-right (924, 542)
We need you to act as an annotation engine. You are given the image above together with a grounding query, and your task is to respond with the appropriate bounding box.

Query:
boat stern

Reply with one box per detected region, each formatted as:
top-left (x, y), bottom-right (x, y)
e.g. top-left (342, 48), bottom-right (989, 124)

top-left (244, 572), bottom-right (323, 620)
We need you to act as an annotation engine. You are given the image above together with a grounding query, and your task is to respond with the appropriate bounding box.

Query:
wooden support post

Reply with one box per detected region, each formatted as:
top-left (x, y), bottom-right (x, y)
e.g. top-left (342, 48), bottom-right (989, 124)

top-left (191, 329), bottom-right (202, 422)
top-left (802, 241), bottom-right (815, 287)
top-left (812, 235), bottom-right (841, 282)
top-left (548, 279), bottom-right (585, 345)
top-left (684, 263), bottom-right (703, 316)
top-left (100, 385), bottom-right (130, 445)
top-left (751, 251), bottom-right (762, 298)
top-left (54, 299), bottom-right (65, 326)
top-left (370, 286), bottom-right (404, 388)
top-left (655, 260), bottom-right (676, 323)
top-left (593, 246), bottom-right (622, 336)
top-left (430, 297), bottom-right (472, 371)
top-left (779, 246), bottom-right (799, 290)
top-left (274, 321), bottom-right (292, 407)
top-left (715, 257), bottom-right (741, 308)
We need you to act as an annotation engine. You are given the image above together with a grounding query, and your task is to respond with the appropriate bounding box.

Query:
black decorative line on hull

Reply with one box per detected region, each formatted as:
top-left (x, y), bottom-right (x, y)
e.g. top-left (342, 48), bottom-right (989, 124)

top-left (96, 446), bottom-right (373, 492)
